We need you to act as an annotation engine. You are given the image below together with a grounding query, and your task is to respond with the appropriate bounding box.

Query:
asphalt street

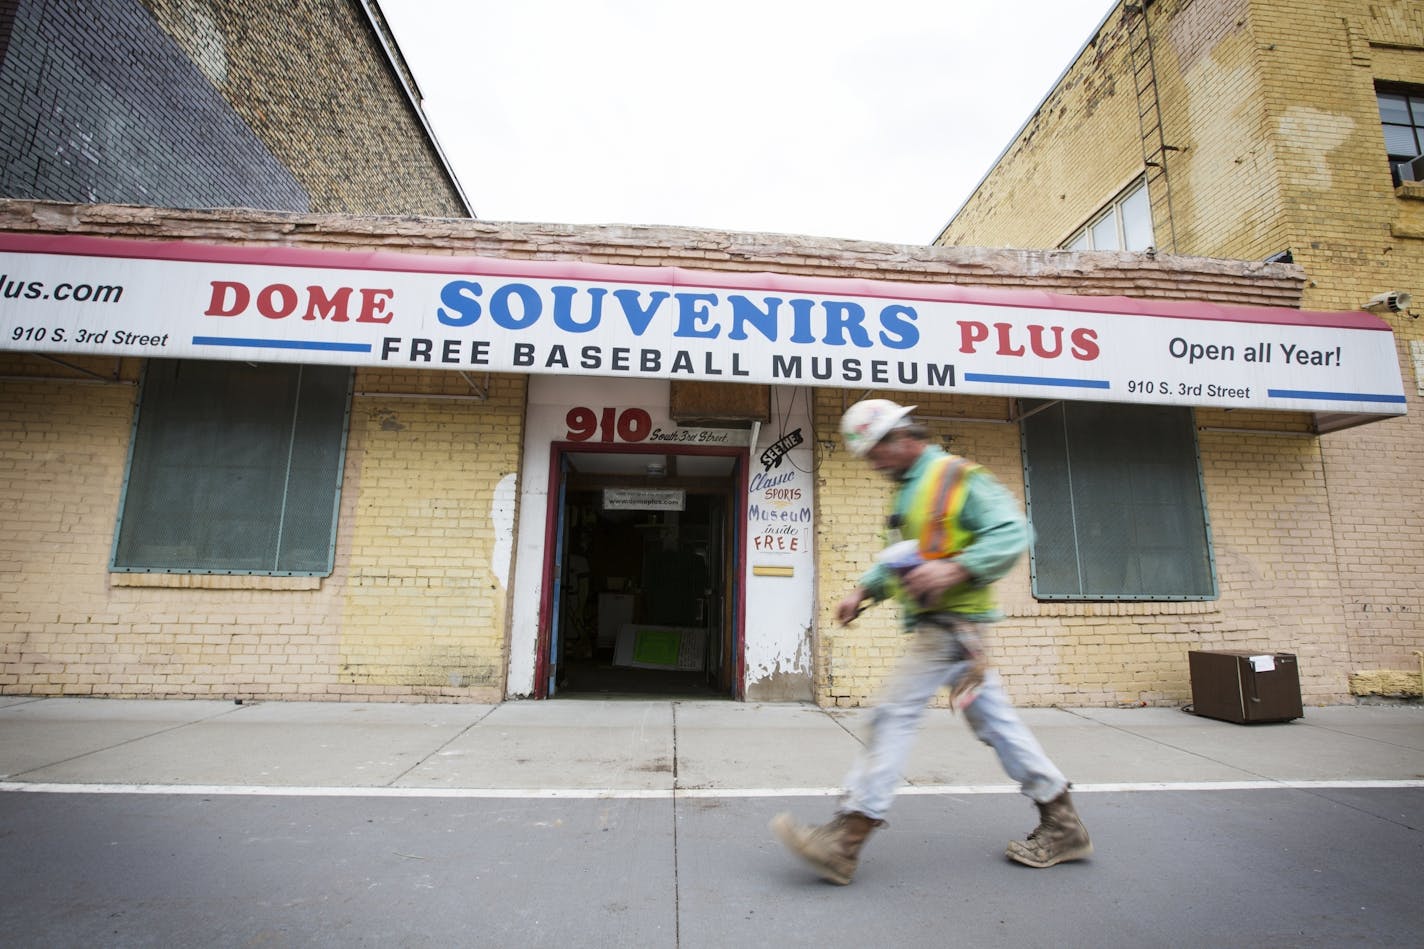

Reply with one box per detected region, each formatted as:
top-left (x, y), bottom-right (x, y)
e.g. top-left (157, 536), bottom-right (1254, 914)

top-left (2, 788), bottom-right (1420, 947)
top-left (1, 697), bottom-right (1421, 947)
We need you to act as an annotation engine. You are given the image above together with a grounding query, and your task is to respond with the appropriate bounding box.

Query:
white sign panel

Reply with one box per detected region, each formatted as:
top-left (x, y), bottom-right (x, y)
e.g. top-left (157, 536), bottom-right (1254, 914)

top-left (0, 233), bottom-right (1407, 417)
top-left (603, 487), bottom-right (685, 511)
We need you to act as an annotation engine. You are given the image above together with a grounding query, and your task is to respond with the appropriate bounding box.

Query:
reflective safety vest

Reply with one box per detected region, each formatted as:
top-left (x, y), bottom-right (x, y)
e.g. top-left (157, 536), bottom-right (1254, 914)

top-left (891, 453), bottom-right (997, 617)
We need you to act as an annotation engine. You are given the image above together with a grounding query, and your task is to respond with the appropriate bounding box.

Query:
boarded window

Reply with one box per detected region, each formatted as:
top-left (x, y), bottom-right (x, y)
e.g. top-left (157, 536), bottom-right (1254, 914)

top-left (112, 360), bottom-right (352, 575)
top-left (1021, 400), bottom-right (1216, 600)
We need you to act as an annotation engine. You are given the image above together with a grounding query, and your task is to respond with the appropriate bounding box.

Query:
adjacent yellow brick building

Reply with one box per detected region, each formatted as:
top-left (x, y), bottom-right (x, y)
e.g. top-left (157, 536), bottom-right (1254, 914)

top-left (940, 0), bottom-right (1424, 700)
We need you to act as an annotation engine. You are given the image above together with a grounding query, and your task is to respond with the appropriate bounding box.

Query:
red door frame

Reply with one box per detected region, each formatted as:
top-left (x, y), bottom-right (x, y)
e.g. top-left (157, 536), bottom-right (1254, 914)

top-left (532, 440), bottom-right (749, 699)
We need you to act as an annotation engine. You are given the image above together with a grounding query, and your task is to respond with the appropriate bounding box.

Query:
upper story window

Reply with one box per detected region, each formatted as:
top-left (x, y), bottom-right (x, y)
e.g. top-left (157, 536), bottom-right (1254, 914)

top-left (1062, 179), bottom-right (1153, 251)
top-left (1377, 87), bottom-right (1424, 185)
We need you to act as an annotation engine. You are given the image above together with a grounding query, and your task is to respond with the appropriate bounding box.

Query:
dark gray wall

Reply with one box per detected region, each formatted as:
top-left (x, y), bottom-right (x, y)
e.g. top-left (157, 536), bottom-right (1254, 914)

top-left (0, 0), bottom-right (309, 210)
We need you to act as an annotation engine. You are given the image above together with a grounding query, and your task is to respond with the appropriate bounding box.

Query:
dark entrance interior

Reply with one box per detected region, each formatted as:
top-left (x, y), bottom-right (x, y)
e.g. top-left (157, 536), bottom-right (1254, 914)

top-left (548, 449), bottom-right (740, 699)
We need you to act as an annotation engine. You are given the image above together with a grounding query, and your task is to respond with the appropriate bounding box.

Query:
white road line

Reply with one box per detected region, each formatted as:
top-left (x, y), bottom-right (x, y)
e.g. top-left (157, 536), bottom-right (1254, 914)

top-left (1, 779), bottom-right (1421, 799)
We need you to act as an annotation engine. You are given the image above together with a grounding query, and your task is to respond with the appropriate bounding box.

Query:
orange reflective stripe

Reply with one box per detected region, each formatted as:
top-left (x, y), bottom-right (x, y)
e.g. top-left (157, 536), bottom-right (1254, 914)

top-left (919, 456), bottom-right (972, 558)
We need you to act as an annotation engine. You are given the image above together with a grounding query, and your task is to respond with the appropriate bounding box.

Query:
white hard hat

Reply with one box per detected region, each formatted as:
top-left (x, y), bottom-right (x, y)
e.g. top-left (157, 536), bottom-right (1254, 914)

top-left (840, 399), bottom-right (917, 457)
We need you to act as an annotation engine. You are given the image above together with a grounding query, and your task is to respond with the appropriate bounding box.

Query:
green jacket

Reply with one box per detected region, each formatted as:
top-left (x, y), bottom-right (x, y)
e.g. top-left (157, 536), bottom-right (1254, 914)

top-left (857, 445), bottom-right (1029, 626)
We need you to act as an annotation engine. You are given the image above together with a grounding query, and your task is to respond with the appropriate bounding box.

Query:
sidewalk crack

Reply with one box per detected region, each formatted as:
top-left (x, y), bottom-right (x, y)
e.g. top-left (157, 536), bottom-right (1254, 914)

top-left (383, 705), bottom-right (500, 788)
top-left (4, 703), bottom-right (248, 781)
top-left (671, 700), bottom-right (682, 948)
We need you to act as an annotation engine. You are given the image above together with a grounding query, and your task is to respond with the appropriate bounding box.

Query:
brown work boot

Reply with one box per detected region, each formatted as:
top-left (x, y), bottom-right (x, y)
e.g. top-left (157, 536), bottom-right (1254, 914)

top-left (770, 810), bottom-right (884, 885)
top-left (1005, 789), bottom-right (1093, 868)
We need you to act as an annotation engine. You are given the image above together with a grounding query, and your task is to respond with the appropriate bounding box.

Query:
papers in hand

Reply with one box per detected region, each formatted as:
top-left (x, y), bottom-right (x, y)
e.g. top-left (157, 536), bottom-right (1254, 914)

top-left (875, 540), bottom-right (926, 571)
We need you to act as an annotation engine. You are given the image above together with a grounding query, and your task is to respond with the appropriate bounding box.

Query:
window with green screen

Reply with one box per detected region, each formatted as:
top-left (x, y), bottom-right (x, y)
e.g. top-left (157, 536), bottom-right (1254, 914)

top-left (1020, 400), bottom-right (1216, 600)
top-left (112, 360), bottom-right (352, 575)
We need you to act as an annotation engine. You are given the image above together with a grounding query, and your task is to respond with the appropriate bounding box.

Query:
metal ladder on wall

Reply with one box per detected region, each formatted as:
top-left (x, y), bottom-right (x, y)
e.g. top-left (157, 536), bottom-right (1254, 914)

top-left (1124, 0), bottom-right (1178, 254)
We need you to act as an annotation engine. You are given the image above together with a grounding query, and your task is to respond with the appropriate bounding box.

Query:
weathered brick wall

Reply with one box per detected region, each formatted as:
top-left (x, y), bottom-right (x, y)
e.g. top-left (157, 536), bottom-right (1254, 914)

top-left (1262, 2), bottom-right (1424, 684)
top-left (0, 200), bottom-right (1336, 705)
top-left (937, 0), bottom-right (1424, 697)
top-left (1146, 0), bottom-right (1288, 260)
top-left (940, 0), bottom-right (1286, 259)
top-left (936, 3), bottom-right (1156, 251)
top-left (812, 395), bottom-right (1354, 708)
top-left (0, 370), bottom-right (140, 695)
top-left (939, 4), bottom-right (1424, 344)
top-left (0, 0), bottom-right (308, 210)
top-left (138, 0), bottom-right (468, 216)
top-left (0, 356), bottom-right (524, 701)
top-left (337, 369), bottom-right (524, 698)
top-left (0, 0), bottom-right (466, 217)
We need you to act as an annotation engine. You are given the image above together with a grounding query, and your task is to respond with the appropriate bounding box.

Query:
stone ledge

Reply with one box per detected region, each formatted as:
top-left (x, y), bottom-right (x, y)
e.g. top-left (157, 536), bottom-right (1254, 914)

top-left (1389, 220), bottom-right (1424, 239)
top-left (1348, 669), bottom-right (1423, 698)
top-left (110, 573), bottom-right (322, 591)
top-left (1394, 180), bottom-right (1424, 201)
top-left (0, 199), bottom-right (1308, 308)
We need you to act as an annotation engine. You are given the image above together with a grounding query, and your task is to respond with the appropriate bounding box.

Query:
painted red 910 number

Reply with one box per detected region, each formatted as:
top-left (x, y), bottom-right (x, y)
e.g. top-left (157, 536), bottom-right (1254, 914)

top-left (565, 406), bottom-right (653, 442)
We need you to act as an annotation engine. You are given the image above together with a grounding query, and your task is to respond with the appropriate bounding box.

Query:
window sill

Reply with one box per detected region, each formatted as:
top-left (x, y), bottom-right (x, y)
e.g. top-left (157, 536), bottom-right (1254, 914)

top-left (110, 573), bottom-right (322, 590)
top-left (1389, 182), bottom-right (1424, 239)
top-left (1395, 180), bottom-right (1424, 200)
top-left (1009, 599), bottom-right (1217, 618)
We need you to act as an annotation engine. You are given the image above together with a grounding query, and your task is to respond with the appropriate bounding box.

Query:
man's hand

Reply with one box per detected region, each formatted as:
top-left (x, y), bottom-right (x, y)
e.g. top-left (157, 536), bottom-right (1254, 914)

top-left (902, 558), bottom-right (971, 604)
top-left (835, 587), bottom-right (870, 625)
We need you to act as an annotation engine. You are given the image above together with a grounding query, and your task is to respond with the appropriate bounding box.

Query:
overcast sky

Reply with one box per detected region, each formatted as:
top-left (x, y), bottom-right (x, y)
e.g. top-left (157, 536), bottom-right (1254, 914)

top-left (379, 0), bottom-right (1115, 245)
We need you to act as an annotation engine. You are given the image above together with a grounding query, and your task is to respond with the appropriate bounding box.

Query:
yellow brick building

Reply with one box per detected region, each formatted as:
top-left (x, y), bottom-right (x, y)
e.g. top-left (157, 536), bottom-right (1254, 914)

top-left (940, 0), bottom-right (1424, 701)
top-left (1, 0), bottom-right (1415, 711)
top-left (0, 201), bottom-right (1406, 709)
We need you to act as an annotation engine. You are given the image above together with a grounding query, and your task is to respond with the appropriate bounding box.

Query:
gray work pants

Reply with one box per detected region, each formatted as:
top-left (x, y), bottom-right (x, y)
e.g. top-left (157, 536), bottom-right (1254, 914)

top-left (839, 617), bottom-right (1069, 819)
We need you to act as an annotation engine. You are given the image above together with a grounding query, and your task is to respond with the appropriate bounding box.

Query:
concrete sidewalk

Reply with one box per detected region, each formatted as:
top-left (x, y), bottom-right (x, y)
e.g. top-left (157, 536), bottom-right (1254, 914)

top-left (2, 696), bottom-right (1421, 794)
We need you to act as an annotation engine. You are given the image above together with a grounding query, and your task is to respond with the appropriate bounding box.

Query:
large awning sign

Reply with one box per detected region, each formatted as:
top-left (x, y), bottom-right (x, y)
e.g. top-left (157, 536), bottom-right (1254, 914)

top-left (0, 233), bottom-right (1407, 421)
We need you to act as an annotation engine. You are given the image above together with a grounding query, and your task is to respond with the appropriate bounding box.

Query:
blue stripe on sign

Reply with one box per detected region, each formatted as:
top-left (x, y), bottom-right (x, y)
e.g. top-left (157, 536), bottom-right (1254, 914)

top-left (963, 372), bottom-right (1111, 390)
top-left (1267, 389), bottom-right (1407, 404)
top-left (192, 336), bottom-right (372, 353)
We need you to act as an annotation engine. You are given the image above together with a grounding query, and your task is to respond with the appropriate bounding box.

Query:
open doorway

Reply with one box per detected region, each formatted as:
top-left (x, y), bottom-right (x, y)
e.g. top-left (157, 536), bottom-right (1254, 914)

top-left (538, 445), bottom-right (743, 699)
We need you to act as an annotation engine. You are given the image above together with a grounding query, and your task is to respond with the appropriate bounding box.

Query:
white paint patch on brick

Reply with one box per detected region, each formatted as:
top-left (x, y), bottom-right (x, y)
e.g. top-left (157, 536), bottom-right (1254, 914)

top-left (1276, 106), bottom-right (1354, 191)
top-left (490, 473), bottom-right (517, 589)
top-left (172, 1), bottom-right (230, 87)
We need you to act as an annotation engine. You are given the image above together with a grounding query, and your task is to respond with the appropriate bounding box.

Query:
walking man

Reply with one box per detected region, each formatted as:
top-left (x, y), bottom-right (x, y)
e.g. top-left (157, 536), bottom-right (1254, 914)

top-left (772, 399), bottom-right (1091, 884)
